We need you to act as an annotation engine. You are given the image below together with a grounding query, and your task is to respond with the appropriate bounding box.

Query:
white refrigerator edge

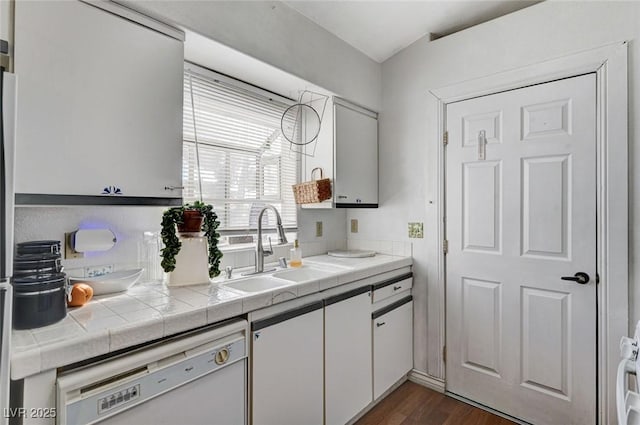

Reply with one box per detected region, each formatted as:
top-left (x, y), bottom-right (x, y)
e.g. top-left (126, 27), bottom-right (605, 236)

top-left (1, 67), bottom-right (17, 425)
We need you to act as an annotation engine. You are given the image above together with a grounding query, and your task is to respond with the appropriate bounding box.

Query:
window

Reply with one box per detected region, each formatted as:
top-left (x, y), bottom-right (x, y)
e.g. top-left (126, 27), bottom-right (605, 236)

top-left (182, 64), bottom-right (299, 232)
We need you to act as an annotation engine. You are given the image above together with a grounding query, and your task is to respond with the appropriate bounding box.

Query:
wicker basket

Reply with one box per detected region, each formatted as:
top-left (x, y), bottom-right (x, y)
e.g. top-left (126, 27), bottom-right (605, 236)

top-left (292, 167), bottom-right (332, 204)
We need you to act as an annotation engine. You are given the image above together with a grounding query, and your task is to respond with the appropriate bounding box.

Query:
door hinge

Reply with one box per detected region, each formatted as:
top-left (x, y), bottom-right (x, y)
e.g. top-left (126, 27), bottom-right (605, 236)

top-left (443, 131), bottom-right (448, 146)
top-left (443, 239), bottom-right (449, 255)
top-left (443, 345), bottom-right (446, 363)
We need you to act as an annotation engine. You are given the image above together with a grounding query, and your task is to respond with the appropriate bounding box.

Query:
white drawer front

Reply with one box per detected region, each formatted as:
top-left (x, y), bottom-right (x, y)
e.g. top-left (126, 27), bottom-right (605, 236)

top-left (373, 277), bottom-right (412, 303)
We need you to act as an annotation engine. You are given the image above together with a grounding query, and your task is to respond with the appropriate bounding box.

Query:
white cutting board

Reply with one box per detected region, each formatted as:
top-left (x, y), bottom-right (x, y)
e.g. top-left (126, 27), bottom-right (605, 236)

top-left (327, 249), bottom-right (376, 258)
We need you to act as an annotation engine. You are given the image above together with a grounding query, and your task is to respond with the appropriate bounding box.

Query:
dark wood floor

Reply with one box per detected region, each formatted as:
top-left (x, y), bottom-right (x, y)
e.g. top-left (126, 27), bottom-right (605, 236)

top-left (356, 382), bottom-right (515, 425)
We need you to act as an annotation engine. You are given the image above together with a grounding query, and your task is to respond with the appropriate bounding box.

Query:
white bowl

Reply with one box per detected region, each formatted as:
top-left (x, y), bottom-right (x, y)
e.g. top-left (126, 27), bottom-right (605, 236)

top-left (69, 268), bottom-right (144, 295)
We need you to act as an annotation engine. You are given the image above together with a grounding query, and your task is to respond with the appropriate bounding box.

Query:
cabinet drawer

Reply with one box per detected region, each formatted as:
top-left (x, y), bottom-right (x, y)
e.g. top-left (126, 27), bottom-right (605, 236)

top-left (372, 273), bottom-right (412, 303)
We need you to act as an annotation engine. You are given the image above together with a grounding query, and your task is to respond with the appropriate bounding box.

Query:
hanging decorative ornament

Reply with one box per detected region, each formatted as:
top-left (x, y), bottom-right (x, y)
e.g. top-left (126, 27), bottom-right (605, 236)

top-left (281, 103), bottom-right (321, 146)
top-left (281, 90), bottom-right (329, 157)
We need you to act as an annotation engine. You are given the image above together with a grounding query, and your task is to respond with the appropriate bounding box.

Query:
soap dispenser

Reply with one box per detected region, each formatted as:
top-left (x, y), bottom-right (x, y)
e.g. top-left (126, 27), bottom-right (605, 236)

top-left (290, 240), bottom-right (302, 268)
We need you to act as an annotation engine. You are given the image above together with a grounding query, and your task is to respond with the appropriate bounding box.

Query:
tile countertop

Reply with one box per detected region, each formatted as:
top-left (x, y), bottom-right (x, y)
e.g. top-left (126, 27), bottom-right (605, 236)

top-left (10, 254), bottom-right (412, 380)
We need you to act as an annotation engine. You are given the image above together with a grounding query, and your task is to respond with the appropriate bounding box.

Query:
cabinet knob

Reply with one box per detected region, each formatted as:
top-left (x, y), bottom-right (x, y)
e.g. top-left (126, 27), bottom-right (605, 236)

top-left (164, 186), bottom-right (184, 191)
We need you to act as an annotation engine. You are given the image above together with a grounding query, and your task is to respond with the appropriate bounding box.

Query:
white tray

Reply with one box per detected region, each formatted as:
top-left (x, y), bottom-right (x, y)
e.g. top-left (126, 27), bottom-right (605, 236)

top-left (69, 268), bottom-right (144, 295)
top-left (327, 249), bottom-right (376, 258)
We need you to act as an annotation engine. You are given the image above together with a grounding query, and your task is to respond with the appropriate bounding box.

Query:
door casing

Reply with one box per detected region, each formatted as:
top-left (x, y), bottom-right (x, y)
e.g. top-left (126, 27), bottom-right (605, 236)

top-left (429, 41), bottom-right (628, 424)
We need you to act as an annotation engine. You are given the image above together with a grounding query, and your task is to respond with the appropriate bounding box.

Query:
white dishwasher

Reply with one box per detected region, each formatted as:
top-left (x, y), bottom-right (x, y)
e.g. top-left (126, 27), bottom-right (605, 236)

top-left (56, 319), bottom-right (248, 425)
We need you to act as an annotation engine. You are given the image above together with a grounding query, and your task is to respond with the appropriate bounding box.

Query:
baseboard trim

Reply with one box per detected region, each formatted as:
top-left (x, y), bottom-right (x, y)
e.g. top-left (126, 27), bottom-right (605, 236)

top-left (408, 370), bottom-right (445, 393)
top-left (446, 392), bottom-right (530, 425)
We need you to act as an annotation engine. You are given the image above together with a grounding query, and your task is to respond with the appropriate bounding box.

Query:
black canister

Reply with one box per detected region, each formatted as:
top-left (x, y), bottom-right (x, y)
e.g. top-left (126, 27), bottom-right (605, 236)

top-left (12, 274), bottom-right (67, 329)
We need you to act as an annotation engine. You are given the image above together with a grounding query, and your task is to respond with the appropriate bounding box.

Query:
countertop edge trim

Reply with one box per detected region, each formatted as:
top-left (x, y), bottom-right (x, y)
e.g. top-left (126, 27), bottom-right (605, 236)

top-left (372, 295), bottom-right (413, 320)
top-left (323, 284), bottom-right (371, 306)
top-left (372, 272), bottom-right (413, 290)
top-left (251, 301), bottom-right (324, 331)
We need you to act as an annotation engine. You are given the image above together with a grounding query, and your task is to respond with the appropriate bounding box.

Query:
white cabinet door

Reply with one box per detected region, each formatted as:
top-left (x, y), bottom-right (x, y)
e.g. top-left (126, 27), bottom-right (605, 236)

top-left (373, 298), bottom-right (413, 400)
top-left (325, 289), bottom-right (372, 425)
top-left (251, 303), bottom-right (324, 425)
top-left (14, 1), bottom-right (183, 203)
top-left (334, 99), bottom-right (378, 207)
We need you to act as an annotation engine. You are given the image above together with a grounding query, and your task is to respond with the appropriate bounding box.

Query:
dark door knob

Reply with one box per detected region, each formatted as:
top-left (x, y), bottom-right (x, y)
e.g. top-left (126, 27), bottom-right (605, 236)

top-left (561, 272), bottom-right (590, 284)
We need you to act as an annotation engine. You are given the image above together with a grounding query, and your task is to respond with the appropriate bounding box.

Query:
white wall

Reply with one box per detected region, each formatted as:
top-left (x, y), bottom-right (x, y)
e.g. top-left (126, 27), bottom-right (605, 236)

top-left (121, 0), bottom-right (381, 111)
top-left (349, 0), bottom-right (640, 378)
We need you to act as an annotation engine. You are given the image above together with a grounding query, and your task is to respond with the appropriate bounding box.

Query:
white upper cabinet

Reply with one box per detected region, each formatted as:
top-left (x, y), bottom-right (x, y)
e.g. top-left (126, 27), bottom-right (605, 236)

top-left (14, 1), bottom-right (184, 204)
top-left (303, 97), bottom-right (378, 208)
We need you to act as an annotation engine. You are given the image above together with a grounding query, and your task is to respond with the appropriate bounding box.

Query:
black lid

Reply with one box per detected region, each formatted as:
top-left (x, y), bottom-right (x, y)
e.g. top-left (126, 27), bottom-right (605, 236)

top-left (12, 273), bottom-right (66, 292)
top-left (14, 252), bottom-right (61, 262)
top-left (16, 240), bottom-right (62, 256)
top-left (13, 266), bottom-right (64, 278)
top-left (16, 240), bottom-right (61, 248)
top-left (14, 258), bottom-right (61, 272)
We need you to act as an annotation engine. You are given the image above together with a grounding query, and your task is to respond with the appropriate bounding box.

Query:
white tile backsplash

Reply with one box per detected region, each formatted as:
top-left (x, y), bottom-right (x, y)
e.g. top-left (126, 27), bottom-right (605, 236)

top-left (347, 239), bottom-right (412, 257)
top-left (14, 204), bottom-right (350, 279)
top-left (15, 205), bottom-right (164, 275)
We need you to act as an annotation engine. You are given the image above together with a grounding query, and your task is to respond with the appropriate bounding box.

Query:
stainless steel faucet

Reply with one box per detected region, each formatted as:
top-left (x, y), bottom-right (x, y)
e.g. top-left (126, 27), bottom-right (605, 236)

top-left (244, 204), bottom-right (288, 275)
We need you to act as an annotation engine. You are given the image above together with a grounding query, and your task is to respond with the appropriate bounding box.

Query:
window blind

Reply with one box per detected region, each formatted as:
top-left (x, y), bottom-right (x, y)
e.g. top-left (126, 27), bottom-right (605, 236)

top-left (183, 65), bottom-right (299, 231)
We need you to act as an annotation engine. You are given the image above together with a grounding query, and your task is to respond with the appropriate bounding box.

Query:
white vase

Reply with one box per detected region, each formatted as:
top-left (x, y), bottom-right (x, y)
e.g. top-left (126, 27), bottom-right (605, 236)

top-left (166, 235), bottom-right (210, 286)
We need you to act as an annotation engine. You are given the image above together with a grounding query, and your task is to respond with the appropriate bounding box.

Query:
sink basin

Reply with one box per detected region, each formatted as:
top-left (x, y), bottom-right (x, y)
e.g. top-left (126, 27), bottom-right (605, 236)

top-left (273, 267), bottom-right (336, 283)
top-left (224, 276), bottom-right (290, 293)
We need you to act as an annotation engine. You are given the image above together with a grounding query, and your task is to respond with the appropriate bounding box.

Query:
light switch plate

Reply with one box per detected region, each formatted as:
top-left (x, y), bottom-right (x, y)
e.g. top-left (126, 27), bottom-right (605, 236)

top-left (350, 219), bottom-right (358, 233)
top-left (315, 221), bottom-right (323, 237)
top-left (408, 222), bottom-right (424, 238)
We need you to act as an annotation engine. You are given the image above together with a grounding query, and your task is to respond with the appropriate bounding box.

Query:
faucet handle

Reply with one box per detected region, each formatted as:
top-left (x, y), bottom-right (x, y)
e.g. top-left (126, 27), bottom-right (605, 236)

top-left (264, 237), bottom-right (274, 256)
top-left (225, 266), bottom-right (233, 279)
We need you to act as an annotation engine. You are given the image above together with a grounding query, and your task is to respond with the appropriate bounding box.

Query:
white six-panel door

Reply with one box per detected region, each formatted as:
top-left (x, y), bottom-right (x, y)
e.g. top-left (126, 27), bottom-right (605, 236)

top-left (445, 74), bottom-right (597, 424)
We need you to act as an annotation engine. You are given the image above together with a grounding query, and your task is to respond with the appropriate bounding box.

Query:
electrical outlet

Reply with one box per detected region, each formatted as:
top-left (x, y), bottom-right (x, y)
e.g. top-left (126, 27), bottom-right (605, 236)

top-left (85, 264), bottom-right (114, 278)
top-left (315, 221), bottom-right (323, 237)
top-left (350, 219), bottom-right (358, 233)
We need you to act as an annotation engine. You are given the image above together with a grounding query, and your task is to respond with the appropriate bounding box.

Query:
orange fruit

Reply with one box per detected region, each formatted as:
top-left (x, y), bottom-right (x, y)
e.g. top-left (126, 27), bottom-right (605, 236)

top-left (67, 283), bottom-right (94, 307)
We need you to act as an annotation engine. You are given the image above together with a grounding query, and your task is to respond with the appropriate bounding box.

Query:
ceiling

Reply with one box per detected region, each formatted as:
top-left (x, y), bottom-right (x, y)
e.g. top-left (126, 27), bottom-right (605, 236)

top-left (284, 1), bottom-right (542, 63)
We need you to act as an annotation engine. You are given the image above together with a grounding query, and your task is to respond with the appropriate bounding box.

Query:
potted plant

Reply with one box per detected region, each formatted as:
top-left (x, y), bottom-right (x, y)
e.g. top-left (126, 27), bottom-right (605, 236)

top-left (160, 200), bottom-right (223, 278)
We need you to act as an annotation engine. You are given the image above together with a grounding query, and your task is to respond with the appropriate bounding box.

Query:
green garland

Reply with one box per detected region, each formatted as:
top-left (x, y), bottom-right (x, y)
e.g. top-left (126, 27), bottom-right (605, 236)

top-left (160, 201), bottom-right (223, 278)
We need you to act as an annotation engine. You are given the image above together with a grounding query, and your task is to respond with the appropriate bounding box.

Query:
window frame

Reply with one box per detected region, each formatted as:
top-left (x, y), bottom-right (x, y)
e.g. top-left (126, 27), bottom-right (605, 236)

top-left (182, 62), bottom-right (300, 236)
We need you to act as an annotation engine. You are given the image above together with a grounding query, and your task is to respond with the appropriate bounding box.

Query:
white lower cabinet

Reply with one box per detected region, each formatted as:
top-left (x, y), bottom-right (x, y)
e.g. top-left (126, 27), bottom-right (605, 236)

top-left (251, 302), bottom-right (324, 425)
top-left (250, 272), bottom-right (413, 425)
top-left (372, 296), bottom-right (413, 400)
top-left (325, 288), bottom-right (373, 425)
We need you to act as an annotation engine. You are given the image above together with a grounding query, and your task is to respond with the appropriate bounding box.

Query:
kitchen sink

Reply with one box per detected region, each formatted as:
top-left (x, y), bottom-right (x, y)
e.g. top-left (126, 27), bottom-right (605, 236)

top-left (272, 266), bottom-right (336, 283)
top-left (224, 276), bottom-right (290, 293)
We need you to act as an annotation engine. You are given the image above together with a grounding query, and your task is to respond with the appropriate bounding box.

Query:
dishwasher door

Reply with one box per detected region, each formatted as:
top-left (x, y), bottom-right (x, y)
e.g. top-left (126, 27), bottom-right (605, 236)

top-left (98, 359), bottom-right (246, 425)
top-left (57, 319), bottom-right (247, 425)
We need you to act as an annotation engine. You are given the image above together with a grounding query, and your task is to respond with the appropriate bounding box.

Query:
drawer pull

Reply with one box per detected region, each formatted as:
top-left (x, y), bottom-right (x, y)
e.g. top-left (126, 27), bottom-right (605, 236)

top-left (393, 285), bottom-right (402, 291)
top-left (376, 322), bottom-right (386, 327)
top-left (164, 186), bottom-right (184, 191)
